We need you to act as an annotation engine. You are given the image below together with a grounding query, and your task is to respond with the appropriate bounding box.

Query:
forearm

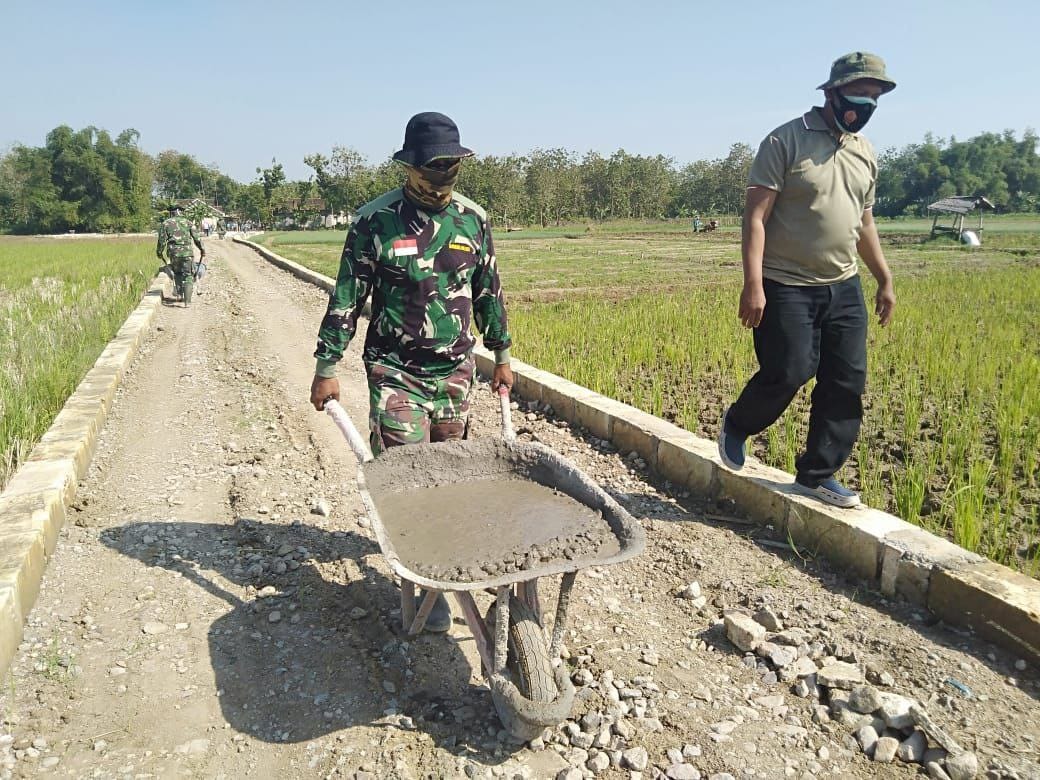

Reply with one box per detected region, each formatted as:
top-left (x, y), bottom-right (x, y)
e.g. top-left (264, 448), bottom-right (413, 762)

top-left (857, 219), bottom-right (892, 285)
top-left (741, 218), bottom-right (766, 286)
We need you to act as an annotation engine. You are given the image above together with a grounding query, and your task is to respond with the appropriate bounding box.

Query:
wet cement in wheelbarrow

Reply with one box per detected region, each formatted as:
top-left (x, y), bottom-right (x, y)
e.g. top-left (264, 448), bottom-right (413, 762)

top-left (374, 478), bottom-right (621, 582)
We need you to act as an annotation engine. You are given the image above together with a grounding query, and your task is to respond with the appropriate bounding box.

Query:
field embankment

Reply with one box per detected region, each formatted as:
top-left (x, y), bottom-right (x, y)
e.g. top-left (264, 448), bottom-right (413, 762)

top-left (0, 236), bottom-right (158, 488)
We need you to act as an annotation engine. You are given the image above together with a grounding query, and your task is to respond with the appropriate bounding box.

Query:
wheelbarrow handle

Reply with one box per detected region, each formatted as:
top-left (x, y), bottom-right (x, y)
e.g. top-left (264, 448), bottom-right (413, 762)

top-left (324, 399), bottom-right (374, 463)
top-left (498, 385), bottom-right (515, 442)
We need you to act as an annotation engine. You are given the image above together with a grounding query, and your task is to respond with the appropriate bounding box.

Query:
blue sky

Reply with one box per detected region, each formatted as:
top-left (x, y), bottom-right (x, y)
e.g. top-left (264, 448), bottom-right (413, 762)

top-left (2, 0), bottom-right (1037, 182)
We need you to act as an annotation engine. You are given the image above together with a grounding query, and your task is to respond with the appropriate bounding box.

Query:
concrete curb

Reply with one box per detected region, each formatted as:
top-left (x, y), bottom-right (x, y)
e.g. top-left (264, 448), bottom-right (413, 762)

top-left (0, 278), bottom-right (165, 677)
top-left (237, 239), bottom-right (1040, 665)
top-left (232, 237), bottom-right (333, 293)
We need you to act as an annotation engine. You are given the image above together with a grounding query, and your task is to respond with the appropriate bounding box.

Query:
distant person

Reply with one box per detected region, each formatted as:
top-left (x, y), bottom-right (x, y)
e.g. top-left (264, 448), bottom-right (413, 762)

top-left (717, 52), bottom-right (897, 508)
top-left (693, 214), bottom-right (703, 233)
top-left (156, 203), bottom-right (205, 307)
top-left (308, 111), bottom-right (513, 632)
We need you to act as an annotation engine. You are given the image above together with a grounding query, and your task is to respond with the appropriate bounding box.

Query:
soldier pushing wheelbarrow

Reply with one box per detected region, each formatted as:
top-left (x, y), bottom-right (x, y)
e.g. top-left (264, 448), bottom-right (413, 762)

top-left (309, 111), bottom-right (514, 633)
top-left (309, 113), bottom-right (645, 736)
top-left (157, 202), bottom-right (206, 307)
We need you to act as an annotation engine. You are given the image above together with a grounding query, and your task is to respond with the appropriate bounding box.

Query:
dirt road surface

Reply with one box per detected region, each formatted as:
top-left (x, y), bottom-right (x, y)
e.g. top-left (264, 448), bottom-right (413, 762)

top-left (2, 240), bottom-right (1038, 779)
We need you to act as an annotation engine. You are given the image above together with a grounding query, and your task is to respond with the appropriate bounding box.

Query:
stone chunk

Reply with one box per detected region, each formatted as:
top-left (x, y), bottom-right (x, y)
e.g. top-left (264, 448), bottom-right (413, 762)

top-left (877, 692), bottom-right (916, 730)
top-left (855, 725), bottom-right (878, 756)
top-left (897, 730), bottom-right (927, 763)
top-left (621, 746), bottom-right (649, 771)
top-left (944, 751), bottom-right (978, 780)
top-left (817, 661), bottom-right (864, 690)
top-left (788, 657), bottom-right (818, 678)
top-left (873, 736), bottom-right (899, 763)
top-left (586, 752), bottom-right (610, 773)
top-left (910, 705), bottom-right (962, 754)
top-left (725, 613), bottom-right (766, 652)
top-left (774, 628), bottom-right (810, 646)
top-left (848, 685), bottom-right (882, 714)
top-left (756, 642), bottom-right (797, 668)
top-left (680, 582), bottom-right (702, 600)
top-left (753, 607), bottom-right (783, 631)
top-left (666, 765), bottom-right (701, 780)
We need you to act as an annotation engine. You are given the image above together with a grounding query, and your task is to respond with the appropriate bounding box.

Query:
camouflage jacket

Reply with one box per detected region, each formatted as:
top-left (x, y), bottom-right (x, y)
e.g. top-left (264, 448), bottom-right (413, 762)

top-left (314, 189), bottom-right (511, 379)
top-left (156, 216), bottom-right (203, 260)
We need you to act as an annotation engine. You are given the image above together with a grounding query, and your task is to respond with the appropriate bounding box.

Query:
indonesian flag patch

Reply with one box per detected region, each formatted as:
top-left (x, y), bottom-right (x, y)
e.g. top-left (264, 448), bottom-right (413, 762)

top-left (392, 238), bottom-right (418, 257)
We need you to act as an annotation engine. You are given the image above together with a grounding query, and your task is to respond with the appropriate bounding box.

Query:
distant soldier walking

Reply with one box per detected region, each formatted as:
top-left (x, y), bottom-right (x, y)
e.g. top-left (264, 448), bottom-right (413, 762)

top-left (717, 52), bottom-right (898, 508)
top-left (308, 112), bottom-right (513, 632)
top-left (157, 203), bottom-right (206, 307)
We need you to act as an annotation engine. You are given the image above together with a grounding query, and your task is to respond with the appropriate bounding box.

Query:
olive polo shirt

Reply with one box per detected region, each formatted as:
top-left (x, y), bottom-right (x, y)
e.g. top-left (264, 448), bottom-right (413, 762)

top-left (748, 107), bottom-right (878, 286)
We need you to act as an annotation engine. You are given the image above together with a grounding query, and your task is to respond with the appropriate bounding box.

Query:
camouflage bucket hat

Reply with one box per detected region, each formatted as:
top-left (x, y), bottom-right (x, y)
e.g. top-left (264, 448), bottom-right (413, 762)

top-left (818, 51), bottom-right (896, 94)
top-left (392, 112), bottom-right (474, 167)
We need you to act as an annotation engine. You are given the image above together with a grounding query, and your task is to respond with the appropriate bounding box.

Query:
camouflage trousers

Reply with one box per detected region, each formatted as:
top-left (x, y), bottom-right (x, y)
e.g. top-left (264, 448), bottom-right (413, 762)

top-left (168, 255), bottom-right (195, 287)
top-left (366, 360), bottom-right (475, 456)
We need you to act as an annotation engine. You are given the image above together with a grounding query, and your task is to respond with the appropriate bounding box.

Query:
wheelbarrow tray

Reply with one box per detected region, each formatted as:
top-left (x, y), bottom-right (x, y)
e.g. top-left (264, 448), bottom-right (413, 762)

top-left (356, 437), bottom-right (645, 592)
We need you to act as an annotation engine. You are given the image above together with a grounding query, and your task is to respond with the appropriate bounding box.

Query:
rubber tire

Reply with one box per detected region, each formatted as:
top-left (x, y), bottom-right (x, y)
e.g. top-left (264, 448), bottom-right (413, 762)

top-left (486, 595), bottom-right (556, 704)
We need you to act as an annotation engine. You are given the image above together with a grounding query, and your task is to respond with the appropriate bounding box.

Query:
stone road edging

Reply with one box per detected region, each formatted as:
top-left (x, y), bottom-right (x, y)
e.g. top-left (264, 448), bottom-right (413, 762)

top-left (238, 239), bottom-right (1040, 665)
top-left (233, 237), bottom-right (334, 293)
top-left (0, 278), bottom-right (165, 677)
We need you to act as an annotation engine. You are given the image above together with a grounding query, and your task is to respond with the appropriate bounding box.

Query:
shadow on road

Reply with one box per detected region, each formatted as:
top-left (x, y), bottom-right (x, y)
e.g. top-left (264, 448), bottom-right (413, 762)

top-left (101, 518), bottom-right (524, 763)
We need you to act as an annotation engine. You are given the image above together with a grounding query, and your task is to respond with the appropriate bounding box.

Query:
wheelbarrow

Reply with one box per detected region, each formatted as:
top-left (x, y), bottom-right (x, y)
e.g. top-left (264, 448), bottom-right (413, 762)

top-left (323, 388), bottom-right (645, 740)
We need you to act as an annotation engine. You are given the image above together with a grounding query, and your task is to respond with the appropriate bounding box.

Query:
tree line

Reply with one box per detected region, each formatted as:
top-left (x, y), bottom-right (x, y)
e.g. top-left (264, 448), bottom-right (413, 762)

top-left (1, 124), bottom-right (1038, 234)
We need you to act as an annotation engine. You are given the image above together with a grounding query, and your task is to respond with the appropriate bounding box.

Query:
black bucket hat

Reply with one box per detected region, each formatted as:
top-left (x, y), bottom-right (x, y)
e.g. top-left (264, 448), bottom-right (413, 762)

top-left (392, 112), bottom-right (474, 167)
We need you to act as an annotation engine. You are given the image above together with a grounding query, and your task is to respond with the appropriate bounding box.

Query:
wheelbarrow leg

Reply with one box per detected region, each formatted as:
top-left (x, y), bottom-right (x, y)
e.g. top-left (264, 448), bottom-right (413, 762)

top-left (493, 586), bottom-right (511, 675)
top-left (549, 571), bottom-right (578, 660)
top-left (400, 579), bottom-right (415, 632)
top-left (409, 589), bottom-right (440, 636)
top-left (453, 592), bottom-right (493, 677)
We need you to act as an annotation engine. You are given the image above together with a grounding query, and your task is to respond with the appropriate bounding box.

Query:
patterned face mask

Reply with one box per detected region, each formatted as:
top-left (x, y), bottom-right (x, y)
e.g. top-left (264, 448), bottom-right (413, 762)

top-left (831, 91), bottom-right (877, 134)
top-left (403, 159), bottom-right (462, 210)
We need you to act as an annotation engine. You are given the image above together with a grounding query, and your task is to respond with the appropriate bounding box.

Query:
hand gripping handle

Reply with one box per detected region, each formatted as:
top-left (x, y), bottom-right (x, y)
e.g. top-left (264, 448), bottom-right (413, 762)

top-left (324, 399), bottom-right (374, 463)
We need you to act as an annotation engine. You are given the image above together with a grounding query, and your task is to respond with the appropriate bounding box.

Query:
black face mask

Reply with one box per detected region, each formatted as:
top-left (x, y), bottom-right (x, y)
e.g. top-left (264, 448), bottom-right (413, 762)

top-left (831, 91), bottom-right (877, 133)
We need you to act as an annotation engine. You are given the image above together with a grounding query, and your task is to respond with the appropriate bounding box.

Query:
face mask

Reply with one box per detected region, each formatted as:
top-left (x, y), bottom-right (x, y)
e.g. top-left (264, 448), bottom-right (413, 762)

top-left (831, 92), bottom-right (877, 133)
top-left (402, 159), bottom-right (461, 210)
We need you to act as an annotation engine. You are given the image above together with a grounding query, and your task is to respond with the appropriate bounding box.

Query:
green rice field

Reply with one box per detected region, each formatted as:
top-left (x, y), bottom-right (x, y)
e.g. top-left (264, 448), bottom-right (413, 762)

top-left (0, 237), bottom-right (157, 489)
top-left (261, 218), bottom-right (1040, 573)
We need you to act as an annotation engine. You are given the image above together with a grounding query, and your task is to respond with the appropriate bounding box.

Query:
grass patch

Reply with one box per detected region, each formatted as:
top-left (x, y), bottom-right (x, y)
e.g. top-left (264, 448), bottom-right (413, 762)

top-left (509, 262), bottom-right (1040, 573)
top-left (0, 236), bottom-right (157, 489)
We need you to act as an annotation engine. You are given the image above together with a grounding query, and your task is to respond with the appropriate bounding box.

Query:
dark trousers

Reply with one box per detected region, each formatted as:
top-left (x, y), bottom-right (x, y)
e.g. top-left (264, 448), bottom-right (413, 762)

top-left (727, 276), bottom-right (868, 487)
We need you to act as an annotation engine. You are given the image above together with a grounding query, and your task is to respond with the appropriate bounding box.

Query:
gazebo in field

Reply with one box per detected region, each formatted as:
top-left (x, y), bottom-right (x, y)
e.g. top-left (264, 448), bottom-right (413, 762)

top-left (927, 195), bottom-right (995, 240)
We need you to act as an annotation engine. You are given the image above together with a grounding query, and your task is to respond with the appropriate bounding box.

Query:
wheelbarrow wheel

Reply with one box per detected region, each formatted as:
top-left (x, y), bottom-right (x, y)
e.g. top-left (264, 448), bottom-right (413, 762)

top-left (485, 595), bottom-right (556, 704)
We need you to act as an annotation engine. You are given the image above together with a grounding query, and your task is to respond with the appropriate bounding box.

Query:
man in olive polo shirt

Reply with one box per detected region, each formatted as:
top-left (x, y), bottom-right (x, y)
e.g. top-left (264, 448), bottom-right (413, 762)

top-left (718, 52), bottom-right (897, 508)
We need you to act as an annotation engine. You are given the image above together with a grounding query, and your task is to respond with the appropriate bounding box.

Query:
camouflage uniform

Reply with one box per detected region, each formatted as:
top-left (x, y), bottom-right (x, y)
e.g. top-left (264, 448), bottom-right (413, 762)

top-left (314, 188), bottom-right (511, 454)
top-left (156, 214), bottom-right (204, 302)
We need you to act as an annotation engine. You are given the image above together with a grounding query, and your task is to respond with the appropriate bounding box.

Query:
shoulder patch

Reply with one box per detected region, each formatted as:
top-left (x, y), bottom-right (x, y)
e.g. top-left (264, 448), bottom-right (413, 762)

top-left (355, 188), bottom-right (405, 220)
top-left (450, 191), bottom-right (487, 222)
